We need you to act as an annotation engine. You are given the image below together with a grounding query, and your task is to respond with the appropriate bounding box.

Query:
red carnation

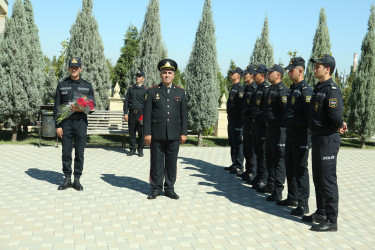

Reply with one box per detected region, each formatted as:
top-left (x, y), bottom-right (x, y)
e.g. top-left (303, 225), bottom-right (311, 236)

top-left (139, 115), bottom-right (143, 121)
top-left (88, 100), bottom-right (94, 110)
top-left (77, 97), bottom-right (87, 108)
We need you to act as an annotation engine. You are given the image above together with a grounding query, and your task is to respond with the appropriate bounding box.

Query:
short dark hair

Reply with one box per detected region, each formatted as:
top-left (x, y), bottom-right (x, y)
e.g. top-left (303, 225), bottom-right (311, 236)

top-left (323, 64), bottom-right (334, 75)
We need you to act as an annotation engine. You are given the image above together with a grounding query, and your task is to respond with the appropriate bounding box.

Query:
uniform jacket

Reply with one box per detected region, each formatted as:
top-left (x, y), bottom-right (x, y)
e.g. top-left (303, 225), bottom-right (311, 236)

top-left (227, 82), bottom-right (245, 118)
top-left (284, 80), bottom-right (312, 128)
top-left (53, 77), bottom-right (95, 128)
top-left (242, 81), bottom-right (257, 116)
top-left (249, 81), bottom-right (270, 120)
top-left (123, 84), bottom-right (147, 115)
top-left (308, 78), bottom-right (343, 132)
top-left (263, 82), bottom-right (288, 126)
top-left (144, 83), bottom-right (188, 141)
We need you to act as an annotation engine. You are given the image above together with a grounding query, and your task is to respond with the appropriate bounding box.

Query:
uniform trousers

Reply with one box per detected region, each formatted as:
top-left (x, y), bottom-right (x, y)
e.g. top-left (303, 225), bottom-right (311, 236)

top-left (285, 127), bottom-right (310, 207)
top-left (251, 119), bottom-right (267, 184)
top-left (243, 115), bottom-right (256, 174)
top-left (227, 116), bottom-right (244, 168)
top-left (265, 125), bottom-right (286, 195)
top-left (128, 112), bottom-right (144, 151)
top-left (150, 140), bottom-right (180, 192)
top-left (61, 115), bottom-right (87, 178)
top-left (311, 132), bottom-right (340, 223)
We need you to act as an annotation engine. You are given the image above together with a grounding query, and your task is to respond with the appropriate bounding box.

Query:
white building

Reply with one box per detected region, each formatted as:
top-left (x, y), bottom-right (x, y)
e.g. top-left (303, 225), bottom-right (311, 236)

top-left (0, 0), bottom-right (8, 33)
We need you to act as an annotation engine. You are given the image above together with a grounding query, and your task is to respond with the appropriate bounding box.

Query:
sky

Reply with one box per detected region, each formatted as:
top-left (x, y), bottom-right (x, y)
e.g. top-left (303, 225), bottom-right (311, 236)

top-left (5, 0), bottom-right (375, 79)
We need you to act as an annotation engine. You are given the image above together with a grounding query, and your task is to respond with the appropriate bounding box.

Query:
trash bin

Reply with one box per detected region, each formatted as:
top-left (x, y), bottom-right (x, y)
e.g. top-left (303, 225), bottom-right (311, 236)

top-left (42, 110), bottom-right (56, 137)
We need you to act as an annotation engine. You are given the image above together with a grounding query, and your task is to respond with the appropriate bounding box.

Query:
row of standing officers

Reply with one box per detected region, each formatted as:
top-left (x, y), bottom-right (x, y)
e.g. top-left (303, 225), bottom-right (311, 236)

top-left (226, 55), bottom-right (346, 232)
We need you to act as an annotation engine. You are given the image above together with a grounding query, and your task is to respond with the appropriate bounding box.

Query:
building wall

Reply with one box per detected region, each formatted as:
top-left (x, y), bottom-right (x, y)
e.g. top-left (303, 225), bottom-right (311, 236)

top-left (0, 0), bottom-right (8, 33)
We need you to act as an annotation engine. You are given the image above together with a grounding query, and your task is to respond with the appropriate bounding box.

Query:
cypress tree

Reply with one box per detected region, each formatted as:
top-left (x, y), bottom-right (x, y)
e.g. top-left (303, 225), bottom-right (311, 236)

top-left (348, 5), bottom-right (375, 148)
top-left (185, 0), bottom-right (219, 146)
top-left (61, 0), bottom-right (111, 109)
top-left (249, 16), bottom-right (274, 67)
top-left (0, 0), bottom-right (35, 141)
top-left (129, 0), bottom-right (163, 87)
top-left (43, 56), bottom-right (57, 104)
top-left (305, 8), bottom-right (332, 86)
top-left (113, 24), bottom-right (139, 94)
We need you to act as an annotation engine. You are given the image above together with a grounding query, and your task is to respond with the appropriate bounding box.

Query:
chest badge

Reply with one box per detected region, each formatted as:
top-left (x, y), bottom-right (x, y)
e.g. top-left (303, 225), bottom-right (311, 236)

top-left (291, 96), bottom-right (296, 105)
top-left (314, 102), bottom-right (319, 112)
top-left (239, 92), bottom-right (244, 98)
top-left (268, 98), bottom-right (272, 105)
top-left (156, 93), bottom-right (160, 100)
top-left (230, 95), bottom-right (234, 101)
top-left (306, 96), bottom-right (311, 103)
top-left (246, 98), bottom-right (250, 105)
top-left (256, 98), bottom-right (261, 106)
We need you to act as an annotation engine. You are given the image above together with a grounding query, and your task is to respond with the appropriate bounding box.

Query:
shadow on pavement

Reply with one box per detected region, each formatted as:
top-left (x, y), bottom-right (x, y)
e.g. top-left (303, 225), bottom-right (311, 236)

top-left (101, 174), bottom-right (149, 195)
top-left (179, 156), bottom-right (310, 225)
top-left (25, 168), bottom-right (64, 186)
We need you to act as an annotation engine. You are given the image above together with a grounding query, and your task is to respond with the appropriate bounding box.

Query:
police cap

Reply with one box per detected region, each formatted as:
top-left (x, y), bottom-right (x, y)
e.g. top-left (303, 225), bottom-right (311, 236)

top-left (243, 65), bottom-right (255, 75)
top-left (69, 57), bottom-right (81, 67)
top-left (135, 70), bottom-right (145, 77)
top-left (229, 67), bottom-right (243, 76)
top-left (285, 57), bottom-right (305, 70)
top-left (158, 59), bottom-right (178, 71)
top-left (251, 64), bottom-right (267, 74)
top-left (266, 64), bottom-right (285, 74)
top-left (310, 54), bottom-right (335, 70)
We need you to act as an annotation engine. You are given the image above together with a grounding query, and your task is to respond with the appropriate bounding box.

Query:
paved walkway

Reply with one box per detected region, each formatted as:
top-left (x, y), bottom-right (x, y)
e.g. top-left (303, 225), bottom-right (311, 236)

top-left (0, 145), bottom-right (374, 249)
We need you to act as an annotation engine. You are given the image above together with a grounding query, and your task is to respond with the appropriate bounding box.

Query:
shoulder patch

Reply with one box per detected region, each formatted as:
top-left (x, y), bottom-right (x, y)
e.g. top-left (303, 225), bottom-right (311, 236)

top-left (282, 96), bottom-right (287, 103)
top-left (306, 96), bottom-right (311, 103)
top-left (329, 98), bottom-right (338, 108)
top-left (145, 93), bottom-right (148, 100)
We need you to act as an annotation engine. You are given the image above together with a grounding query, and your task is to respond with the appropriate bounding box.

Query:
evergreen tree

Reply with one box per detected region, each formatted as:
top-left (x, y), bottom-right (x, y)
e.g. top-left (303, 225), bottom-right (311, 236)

top-left (0, 0), bottom-right (34, 141)
top-left (218, 70), bottom-right (228, 103)
top-left (348, 5), bottom-right (375, 148)
top-left (305, 8), bottom-right (332, 87)
top-left (52, 39), bottom-right (69, 79)
top-left (61, 0), bottom-right (111, 109)
top-left (129, 0), bottom-right (163, 87)
top-left (249, 16), bottom-right (274, 67)
top-left (113, 24), bottom-right (139, 94)
top-left (173, 68), bottom-right (184, 87)
top-left (185, 0), bottom-right (219, 146)
top-left (43, 56), bottom-right (57, 104)
top-left (23, 0), bottom-right (45, 111)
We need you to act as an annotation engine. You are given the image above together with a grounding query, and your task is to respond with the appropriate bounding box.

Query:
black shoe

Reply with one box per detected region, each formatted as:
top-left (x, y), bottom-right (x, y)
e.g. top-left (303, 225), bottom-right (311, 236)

top-left (58, 177), bottom-right (72, 190)
top-left (276, 199), bottom-right (298, 207)
top-left (302, 212), bottom-right (327, 223)
top-left (246, 174), bottom-right (258, 185)
top-left (266, 192), bottom-right (282, 202)
top-left (224, 165), bottom-right (234, 171)
top-left (147, 190), bottom-right (161, 199)
top-left (138, 151), bottom-right (144, 157)
top-left (310, 219), bottom-right (338, 232)
top-left (253, 181), bottom-right (266, 190)
top-left (72, 179), bottom-right (83, 191)
top-left (229, 166), bottom-right (241, 174)
top-left (291, 206), bottom-right (309, 216)
top-left (128, 150), bottom-right (136, 156)
top-left (238, 171), bottom-right (248, 178)
top-left (257, 185), bottom-right (274, 194)
top-left (165, 190), bottom-right (179, 199)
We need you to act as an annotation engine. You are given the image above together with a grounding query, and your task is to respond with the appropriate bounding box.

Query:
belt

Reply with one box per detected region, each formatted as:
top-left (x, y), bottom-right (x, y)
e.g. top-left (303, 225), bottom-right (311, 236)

top-left (311, 129), bottom-right (339, 136)
top-left (130, 109), bottom-right (142, 114)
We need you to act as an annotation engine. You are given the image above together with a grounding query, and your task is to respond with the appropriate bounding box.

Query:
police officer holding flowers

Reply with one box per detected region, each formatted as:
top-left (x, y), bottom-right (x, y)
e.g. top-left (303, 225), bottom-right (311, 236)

top-left (53, 57), bottom-right (95, 191)
top-left (123, 71), bottom-right (147, 157)
top-left (143, 59), bottom-right (188, 200)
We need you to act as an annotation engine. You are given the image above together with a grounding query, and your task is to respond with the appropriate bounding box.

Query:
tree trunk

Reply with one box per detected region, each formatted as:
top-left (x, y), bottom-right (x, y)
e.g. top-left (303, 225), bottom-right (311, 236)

top-left (360, 137), bottom-right (366, 149)
top-left (198, 132), bottom-right (203, 147)
top-left (11, 126), bottom-right (17, 142)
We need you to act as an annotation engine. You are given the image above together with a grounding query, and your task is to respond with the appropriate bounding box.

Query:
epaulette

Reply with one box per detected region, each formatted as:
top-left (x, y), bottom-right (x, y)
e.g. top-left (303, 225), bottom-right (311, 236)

top-left (279, 86), bottom-right (284, 90)
top-left (265, 85), bottom-right (270, 88)
top-left (330, 83), bottom-right (337, 90)
top-left (148, 85), bottom-right (159, 89)
top-left (174, 85), bottom-right (184, 90)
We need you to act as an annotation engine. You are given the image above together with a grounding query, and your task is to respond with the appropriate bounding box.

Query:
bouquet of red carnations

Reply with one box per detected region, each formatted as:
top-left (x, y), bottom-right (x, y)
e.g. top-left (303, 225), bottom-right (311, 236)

top-left (56, 94), bottom-right (95, 124)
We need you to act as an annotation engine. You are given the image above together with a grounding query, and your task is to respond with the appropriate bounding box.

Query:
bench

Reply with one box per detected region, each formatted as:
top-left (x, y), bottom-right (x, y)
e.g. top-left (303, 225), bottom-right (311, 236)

top-left (87, 110), bottom-right (128, 148)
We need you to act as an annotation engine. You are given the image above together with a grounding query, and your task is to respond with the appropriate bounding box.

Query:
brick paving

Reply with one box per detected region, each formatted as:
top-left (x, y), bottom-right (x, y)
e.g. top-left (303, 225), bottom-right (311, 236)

top-left (0, 145), bottom-right (374, 249)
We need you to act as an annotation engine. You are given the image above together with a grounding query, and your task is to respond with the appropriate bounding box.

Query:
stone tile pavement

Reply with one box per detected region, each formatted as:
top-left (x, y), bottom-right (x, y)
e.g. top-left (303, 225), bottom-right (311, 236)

top-left (0, 144), bottom-right (374, 249)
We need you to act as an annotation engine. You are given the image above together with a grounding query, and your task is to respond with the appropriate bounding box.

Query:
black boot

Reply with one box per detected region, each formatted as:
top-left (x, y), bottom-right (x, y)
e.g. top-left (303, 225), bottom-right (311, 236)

top-left (58, 177), bottom-right (72, 190)
top-left (138, 149), bottom-right (144, 157)
top-left (73, 178), bottom-right (83, 191)
top-left (128, 150), bottom-right (136, 156)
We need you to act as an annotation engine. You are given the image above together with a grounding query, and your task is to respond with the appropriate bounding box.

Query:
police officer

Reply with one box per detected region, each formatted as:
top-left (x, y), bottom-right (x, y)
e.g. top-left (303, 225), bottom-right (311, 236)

top-left (278, 57), bottom-right (312, 216)
top-left (144, 59), bottom-right (188, 200)
top-left (303, 54), bottom-right (347, 232)
top-left (247, 65), bottom-right (270, 192)
top-left (263, 64), bottom-right (287, 201)
top-left (240, 65), bottom-right (257, 184)
top-left (223, 67), bottom-right (245, 174)
top-left (123, 71), bottom-right (147, 157)
top-left (54, 57), bottom-right (95, 191)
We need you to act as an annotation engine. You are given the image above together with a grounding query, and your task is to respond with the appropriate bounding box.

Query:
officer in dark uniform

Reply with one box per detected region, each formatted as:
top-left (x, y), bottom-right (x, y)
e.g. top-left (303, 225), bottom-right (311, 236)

top-left (123, 71), bottom-right (147, 157)
top-left (223, 67), bottom-right (245, 174)
top-left (278, 57), bottom-right (312, 216)
top-left (263, 64), bottom-right (287, 201)
top-left (54, 57), bottom-right (95, 191)
top-left (304, 54), bottom-right (347, 232)
top-left (247, 65), bottom-right (270, 192)
top-left (144, 59), bottom-right (188, 200)
top-left (240, 65), bottom-right (257, 184)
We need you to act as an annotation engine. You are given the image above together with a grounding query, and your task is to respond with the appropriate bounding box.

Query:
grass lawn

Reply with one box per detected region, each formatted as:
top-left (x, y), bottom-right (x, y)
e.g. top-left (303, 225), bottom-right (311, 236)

top-left (0, 130), bottom-right (373, 149)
